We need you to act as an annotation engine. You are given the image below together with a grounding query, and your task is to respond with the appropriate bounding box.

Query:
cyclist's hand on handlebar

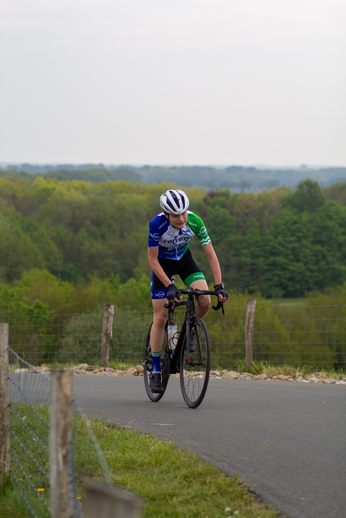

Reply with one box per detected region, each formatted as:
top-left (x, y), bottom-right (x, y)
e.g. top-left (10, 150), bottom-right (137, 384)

top-left (166, 283), bottom-right (182, 302)
top-left (215, 286), bottom-right (228, 302)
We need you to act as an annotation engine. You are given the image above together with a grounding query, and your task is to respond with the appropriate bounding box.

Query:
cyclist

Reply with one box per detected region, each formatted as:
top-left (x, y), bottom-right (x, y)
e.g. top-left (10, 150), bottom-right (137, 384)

top-left (148, 188), bottom-right (228, 393)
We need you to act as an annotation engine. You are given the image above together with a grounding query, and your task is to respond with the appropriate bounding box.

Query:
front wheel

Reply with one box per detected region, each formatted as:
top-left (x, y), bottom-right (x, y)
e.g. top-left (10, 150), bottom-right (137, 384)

top-left (143, 323), bottom-right (170, 402)
top-left (180, 317), bottom-right (211, 408)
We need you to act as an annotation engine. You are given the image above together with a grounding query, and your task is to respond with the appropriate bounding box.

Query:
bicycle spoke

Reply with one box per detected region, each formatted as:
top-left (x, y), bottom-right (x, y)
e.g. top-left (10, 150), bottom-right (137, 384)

top-left (180, 317), bottom-right (210, 408)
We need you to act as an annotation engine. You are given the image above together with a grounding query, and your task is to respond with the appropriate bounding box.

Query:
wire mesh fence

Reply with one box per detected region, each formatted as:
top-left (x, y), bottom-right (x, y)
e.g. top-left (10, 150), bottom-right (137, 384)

top-left (2, 312), bottom-right (152, 366)
top-left (9, 348), bottom-right (51, 517)
top-left (7, 347), bottom-right (112, 518)
top-left (2, 304), bottom-right (346, 371)
top-left (253, 305), bottom-right (346, 370)
top-left (3, 314), bottom-right (105, 365)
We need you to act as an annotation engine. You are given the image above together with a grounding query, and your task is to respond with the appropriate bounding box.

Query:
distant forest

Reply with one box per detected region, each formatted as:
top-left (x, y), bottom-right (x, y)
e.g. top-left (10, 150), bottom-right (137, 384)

top-left (2, 169), bottom-right (346, 372)
top-left (2, 172), bottom-right (346, 318)
top-left (1, 163), bottom-right (346, 192)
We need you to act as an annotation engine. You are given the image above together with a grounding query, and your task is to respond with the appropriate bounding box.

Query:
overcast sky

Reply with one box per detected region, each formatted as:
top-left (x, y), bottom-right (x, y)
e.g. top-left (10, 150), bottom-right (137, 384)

top-left (0, 0), bottom-right (345, 167)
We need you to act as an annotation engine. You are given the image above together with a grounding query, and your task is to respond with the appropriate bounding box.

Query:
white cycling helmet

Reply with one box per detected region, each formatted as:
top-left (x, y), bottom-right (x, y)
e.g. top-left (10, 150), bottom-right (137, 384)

top-left (160, 189), bottom-right (190, 215)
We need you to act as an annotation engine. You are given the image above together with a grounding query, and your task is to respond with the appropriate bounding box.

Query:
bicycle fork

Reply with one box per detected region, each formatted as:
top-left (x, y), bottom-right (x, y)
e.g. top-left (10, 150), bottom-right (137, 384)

top-left (185, 320), bottom-right (204, 367)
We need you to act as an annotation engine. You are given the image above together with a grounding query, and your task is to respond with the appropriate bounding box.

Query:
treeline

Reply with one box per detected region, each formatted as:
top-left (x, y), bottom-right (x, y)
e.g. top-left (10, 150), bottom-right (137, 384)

top-left (2, 163), bottom-right (346, 191)
top-left (1, 176), bottom-right (346, 316)
top-left (0, 166), bottom-right (142, 185)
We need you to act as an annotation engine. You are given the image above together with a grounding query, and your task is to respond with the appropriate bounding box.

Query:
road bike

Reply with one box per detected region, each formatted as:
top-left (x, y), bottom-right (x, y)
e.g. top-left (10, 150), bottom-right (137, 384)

top-left (143, 286), bottom-right (224, 408)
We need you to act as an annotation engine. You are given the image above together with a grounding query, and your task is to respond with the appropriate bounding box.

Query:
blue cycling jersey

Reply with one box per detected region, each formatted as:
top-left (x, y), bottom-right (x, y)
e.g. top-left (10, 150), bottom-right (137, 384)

top-left (148, 211), bottom-right (211, 261)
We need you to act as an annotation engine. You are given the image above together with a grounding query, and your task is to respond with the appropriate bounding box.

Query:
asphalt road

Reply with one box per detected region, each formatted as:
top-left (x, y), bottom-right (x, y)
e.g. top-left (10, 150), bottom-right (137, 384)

top-left (69, 375), bottom-right (346, 518)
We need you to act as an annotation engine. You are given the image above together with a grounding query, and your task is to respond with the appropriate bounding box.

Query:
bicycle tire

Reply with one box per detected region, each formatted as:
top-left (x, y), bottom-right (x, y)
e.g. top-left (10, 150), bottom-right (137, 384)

top-left (180, 317), bottom-right (211, 408)
top-left (143, 323), bottom-right (170, 402)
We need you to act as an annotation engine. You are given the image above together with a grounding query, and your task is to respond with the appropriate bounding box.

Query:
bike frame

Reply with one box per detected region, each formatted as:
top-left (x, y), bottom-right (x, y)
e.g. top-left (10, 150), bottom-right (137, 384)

top-left (165, 287), bottom-right (223, 373)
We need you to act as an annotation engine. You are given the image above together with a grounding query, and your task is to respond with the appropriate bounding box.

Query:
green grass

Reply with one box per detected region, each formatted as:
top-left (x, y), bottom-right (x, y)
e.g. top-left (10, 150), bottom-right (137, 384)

top-left (1, 404), bottom-right (279, 518)
top-left (1, 403), bottom-right (51, 518)
top-left (94, 420), bottom-right (280, 518)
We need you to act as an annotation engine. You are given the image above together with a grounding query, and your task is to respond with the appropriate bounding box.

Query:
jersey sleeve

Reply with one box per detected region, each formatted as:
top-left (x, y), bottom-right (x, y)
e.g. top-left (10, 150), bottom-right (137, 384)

top-left (188, 213), bottom-right (211, 246)
top-left (148, 216), bottom-right (161, 248)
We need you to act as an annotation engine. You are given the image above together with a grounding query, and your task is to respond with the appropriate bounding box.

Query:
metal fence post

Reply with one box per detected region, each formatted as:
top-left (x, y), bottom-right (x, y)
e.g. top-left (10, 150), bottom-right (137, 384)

top-left (84, 483), bottom-right (143, 518)
top-left (245, 299), bottom-right (257, 369)
top-left (101, 304), bottom-right (114, 367)
top-left (0, 323), bottom-right (10, 487)
top-left (50, 370), bottom-right (74, 518)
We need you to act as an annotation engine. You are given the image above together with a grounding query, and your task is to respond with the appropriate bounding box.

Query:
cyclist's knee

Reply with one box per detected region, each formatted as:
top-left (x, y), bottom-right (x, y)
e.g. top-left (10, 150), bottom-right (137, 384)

top-left (153, 313), bottom-right (167, 329)
top-left (198, 295), bottom-right (211, 313)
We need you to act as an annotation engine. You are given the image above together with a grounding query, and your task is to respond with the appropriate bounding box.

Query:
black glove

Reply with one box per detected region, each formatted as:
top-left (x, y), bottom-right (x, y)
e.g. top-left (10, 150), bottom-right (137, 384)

top-left (214, 283), bottom-right (228, 301)
top-left (166, 283), bottom-right (182, 301)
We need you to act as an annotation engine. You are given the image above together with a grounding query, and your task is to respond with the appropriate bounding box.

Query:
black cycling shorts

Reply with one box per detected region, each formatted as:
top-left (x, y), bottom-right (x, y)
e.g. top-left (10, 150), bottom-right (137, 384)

top-left (151, 248), bottom-right (206, 300)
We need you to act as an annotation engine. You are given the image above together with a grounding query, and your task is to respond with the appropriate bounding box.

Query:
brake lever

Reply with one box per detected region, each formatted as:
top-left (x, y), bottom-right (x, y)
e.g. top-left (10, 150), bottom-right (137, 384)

top-left (212, 300), bottom-right (225, 315)
top-left (164, 301), bottom-right (177, 309)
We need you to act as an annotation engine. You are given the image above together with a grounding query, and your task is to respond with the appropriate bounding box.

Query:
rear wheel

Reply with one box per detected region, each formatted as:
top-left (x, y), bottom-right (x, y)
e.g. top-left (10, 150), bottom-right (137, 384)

top-left (143, 323), bottom-right (170, 402)
top-left (180, 317), bottom-right (211, 408)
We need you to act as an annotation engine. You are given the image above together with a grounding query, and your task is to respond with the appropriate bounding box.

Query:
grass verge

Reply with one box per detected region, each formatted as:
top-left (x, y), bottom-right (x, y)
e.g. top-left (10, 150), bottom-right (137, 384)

top-left (235, 360), bottom-right (344, 379)
top-left (1, 404), bottom-right (279, 518)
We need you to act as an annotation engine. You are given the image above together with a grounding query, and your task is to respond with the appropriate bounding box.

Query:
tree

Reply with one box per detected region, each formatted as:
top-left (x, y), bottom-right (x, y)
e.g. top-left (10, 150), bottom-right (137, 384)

top-left (282, 179), bottom-right (325, 213)
top-left (0, 224), bottom-right (44, 283)
top-left (237, 219), bottom-right (265, 293)
top-left (261, 212), bottom-right (319, 297)
top-left (310, 201), bottom-right (346, 290)
top-left (323, 183), bottom-right (346, 206)
top-left (191, 205), bottom-right (236, 288)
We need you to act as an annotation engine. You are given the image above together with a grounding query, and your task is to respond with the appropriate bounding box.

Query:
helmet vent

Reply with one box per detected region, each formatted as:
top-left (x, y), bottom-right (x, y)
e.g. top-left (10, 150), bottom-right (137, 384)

top-left (159, 189), bottom-right (190, 215)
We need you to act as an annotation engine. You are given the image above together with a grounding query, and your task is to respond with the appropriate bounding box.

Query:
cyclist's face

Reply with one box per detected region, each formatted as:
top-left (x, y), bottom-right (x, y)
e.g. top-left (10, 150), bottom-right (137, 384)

top-left (167, 211), bottom-right (188, 228)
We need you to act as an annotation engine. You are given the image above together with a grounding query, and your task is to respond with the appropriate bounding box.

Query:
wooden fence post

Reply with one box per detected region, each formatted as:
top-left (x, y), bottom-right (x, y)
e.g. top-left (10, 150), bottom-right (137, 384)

top-left (245, 299), bottom-right (257, 369)
top-left (49, 370), bottom-right (74, 518)
top-left (101, 305), bottom-right (114, 368)
top-left (84, 483), bottom-right (143, 518)
top-left (0, 324), bottom-right (10, 487)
